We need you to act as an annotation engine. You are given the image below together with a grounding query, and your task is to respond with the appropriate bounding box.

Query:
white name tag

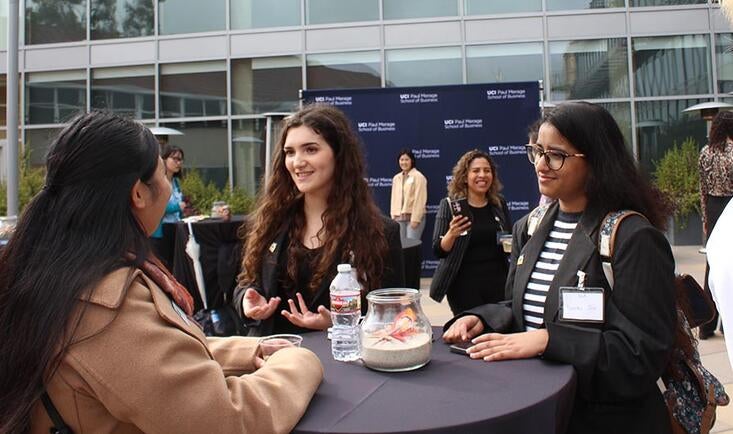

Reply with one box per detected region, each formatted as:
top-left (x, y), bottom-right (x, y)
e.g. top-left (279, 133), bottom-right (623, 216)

top-left (406, 177), bottom-right (414, 184)
top-left (559, 287), bottom-right (604, 323)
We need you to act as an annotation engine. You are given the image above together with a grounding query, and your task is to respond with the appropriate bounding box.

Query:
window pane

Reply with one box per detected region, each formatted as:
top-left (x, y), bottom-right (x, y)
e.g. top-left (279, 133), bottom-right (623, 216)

top-left (306, 0), bottom-right (378, 25)
top-left (26, 0), bottom-right (86, 45)
top-left (160, 62), bottom-right (227, 118)
top-left (26, 71), bottom-right (86, 125)
top-left (160, 120), bottom-right (229, 188)
top-left (467, 42), bottom-right (543, 84)
top-left (232, 56), bottom-right (301, 115)
top-left (307, 51), bottom-right (380, 90)
top-left (633, 35), bottom-right (711, 97)
top-left (92, 66), bottom-right (155, 119)
top-left (598, 101), bottom-right (633, 153)
top-left (630, 0), bottom-right (704, 6)
top-left (91, 0), bottom-right (154, 39)
top-left (635, 98), bottom-right (708, 175)
top-left (159, 0), bottom-right (226, 35)
top-left (716, 33), bottom-right (733, 94)
top-left (550, 38), bottom-right (629, 100)
top-left (26, 127), bottom-right (61, 166)
top-left (386, 46), bottom-right (462, 87)
top-left (464, 0), bottom-right (541, 14)
top-left (546, 0), bottom-right (624, 10)
top-left (231, 0), bottom-right (300, 29)
top-left (232, 118), bottom-right (267, 196)
top-left (383, 0), bottom-right (458, 20)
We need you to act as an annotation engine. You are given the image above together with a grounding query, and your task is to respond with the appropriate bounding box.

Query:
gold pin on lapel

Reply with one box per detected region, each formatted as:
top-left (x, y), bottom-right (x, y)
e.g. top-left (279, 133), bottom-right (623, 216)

top-left (269, 242), bottom-right (277, 253)
top-left (517, 255), bottom-right (524, 266)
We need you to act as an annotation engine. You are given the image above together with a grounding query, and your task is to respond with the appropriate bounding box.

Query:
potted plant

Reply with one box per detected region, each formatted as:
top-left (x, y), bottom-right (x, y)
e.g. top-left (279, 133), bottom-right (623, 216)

top-left (653, 137), bottom-right (702, 245)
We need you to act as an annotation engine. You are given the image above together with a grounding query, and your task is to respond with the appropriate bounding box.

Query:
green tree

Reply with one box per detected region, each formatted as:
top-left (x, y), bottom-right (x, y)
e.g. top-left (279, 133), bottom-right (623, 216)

top-left (653, 137), bottom-right (700, 225)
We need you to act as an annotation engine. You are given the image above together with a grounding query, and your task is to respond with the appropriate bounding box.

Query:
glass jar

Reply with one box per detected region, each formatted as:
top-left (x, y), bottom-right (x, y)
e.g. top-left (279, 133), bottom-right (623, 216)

top-left (0, 216), bottom-right (18, 247)
top-left (360, 288), bottom-right (432, 372)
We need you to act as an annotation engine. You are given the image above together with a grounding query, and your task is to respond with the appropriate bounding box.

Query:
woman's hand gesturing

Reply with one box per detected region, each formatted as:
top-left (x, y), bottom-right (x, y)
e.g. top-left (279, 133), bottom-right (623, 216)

top-left (282, 292), bottom-right (332, 330)
top-left (242, 288), bottom-right (280, 320)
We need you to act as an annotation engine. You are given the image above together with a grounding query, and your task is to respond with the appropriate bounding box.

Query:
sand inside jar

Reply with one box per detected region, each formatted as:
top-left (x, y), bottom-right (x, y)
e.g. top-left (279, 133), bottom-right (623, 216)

top-left (361, 332), bottom-right (431, 371)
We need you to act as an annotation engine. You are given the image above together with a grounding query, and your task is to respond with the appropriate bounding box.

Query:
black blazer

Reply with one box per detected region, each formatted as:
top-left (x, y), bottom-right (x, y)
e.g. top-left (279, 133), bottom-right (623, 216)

top-left (445, 202), bottom-right (676, 434)
top-left (233, 215), bottom-right (404, 336)
top-left (429, 196), bottom-right (511, 302)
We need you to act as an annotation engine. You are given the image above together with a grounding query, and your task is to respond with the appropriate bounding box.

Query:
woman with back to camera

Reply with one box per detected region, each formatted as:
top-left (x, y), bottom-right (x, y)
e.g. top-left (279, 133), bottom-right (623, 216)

top-left (443, 102), bottom-right (676, 433)
top-left (149, 144), bottom-right (187, 267)
top-left (0, 112), bottom-right (322, 434)
top-left (390, 149), bottom-right (428, 240)
top-left (429, 149), bottom-right (512, 315)
top-left (698, 110), bottom-right (733, 339)
top-left (233, 104), bottom-right (404, 336)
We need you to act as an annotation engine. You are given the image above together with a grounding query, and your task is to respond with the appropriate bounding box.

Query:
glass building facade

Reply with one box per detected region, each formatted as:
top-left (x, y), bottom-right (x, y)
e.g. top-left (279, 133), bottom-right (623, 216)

top-left (1, 0), bottom-right (729, 195)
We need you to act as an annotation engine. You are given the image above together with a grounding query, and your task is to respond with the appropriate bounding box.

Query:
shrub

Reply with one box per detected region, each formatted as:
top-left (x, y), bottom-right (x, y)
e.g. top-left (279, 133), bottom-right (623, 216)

top-left (0, 152), bottom-right (46, 216)
top-left (653, 137), bottom-right (700, 225)
top-left (179, 169), bottom-right (255, 216)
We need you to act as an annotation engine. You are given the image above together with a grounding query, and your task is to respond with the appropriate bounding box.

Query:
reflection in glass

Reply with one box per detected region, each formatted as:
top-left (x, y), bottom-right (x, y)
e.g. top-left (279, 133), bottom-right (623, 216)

top-left (26, 71), bottom-right (86, 125)
top-left (464, 0), bottom-right (541, 14)
top-left (598, 101), bottom-right (633, 153)
top-left (386, 47), bottom-right (462, 87)
top-left (383, 0), bottom-right (458, 20)
top-left (546, 0), bottom-right (624, 10)
top-left (307, 51), bottom-right (380, 90)
top-left (159, 0), bottom-right (226, 35)
top-left (160, 120), bottom-right (229, 188)
top-left (633, 35), bottom-right (711, 97)
top-left (25, 0), bottom-right (86, 45)
top-left (635, 98), bottom-right (708, 175)
top-left (25, 127), bottom-right (61, 166)
top-left (160, 62), bottom-right (227, 118)
top-left (232, 118), bottom-right (267, 196)
top-left (466, 42), bottom-right (543, 84)
top-left (92, 66), bottom-right (155, 119)
top-left (550, 38), bottom-right (629, 100)
top-left (306, 0), bottom-right (378, 25)
top-left (716, 33), bottom-right (733, 94)
top-left (630, 0), bottom-right (705, 5)
top-left (91, 0), bottom-right (153, 39)
top-left (232, 56), bottom-right (301, 115)
top-left (0, 75), bottom-right (5, 126)
top-left (231, 0), bottom-right (300, 29)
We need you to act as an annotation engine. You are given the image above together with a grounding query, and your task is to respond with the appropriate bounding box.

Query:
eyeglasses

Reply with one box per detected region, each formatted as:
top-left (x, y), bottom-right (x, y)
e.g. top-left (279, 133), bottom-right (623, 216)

top-left (525, 144), bottom-right (585, 171)
top-left (169, 156), bottom-right (184, 163)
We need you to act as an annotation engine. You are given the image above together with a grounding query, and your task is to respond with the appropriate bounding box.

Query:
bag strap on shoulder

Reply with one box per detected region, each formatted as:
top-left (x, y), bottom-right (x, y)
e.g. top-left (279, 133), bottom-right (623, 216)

top-left (41, 391), bottom-right (74, 434)
top-left (598, 210), bottom-right (645, 289)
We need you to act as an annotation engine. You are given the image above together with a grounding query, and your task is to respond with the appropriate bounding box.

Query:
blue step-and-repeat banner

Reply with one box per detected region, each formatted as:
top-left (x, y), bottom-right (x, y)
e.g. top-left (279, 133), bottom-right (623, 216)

top-left (302, 82), bottom-right (541, 277)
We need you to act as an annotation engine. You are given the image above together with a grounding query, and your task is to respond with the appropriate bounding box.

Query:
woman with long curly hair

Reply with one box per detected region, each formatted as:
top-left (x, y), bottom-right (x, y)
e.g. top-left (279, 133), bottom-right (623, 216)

top-left (429, 149), bottom-right (512, 315)
top-left (233, 104), bottom-right (404, 335)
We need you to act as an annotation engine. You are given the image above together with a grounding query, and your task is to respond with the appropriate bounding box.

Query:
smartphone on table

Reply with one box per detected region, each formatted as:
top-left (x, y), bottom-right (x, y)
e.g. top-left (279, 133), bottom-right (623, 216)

top-left (449, 340), bottom-right (473, 356)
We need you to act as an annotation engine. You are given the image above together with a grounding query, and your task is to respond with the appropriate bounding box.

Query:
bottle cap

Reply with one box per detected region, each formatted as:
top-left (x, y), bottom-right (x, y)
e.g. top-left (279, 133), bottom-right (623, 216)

top-left (337, 263), bottom-right (352, 273)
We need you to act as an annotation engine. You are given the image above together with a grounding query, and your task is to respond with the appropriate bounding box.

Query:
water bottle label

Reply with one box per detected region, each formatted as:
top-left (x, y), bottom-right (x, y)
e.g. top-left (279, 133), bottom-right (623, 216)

top-left (330, 291), bottom-right (361, 314)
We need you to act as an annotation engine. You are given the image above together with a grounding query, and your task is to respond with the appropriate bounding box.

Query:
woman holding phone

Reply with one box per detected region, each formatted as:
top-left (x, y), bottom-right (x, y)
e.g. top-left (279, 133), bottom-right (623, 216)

top-left (429, 149), bottom-right (512, 315)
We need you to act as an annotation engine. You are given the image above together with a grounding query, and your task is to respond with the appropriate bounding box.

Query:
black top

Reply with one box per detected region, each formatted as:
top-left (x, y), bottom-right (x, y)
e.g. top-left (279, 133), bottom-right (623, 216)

top-left (462, 204), bottom-right (502, 264)
top-left (274, 244), bottom-right (325, 334)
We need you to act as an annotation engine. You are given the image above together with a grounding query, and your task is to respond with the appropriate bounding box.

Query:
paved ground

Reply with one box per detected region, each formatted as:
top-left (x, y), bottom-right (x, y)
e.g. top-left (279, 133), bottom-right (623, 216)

top-left (416, 245), bottom-right (733, 433)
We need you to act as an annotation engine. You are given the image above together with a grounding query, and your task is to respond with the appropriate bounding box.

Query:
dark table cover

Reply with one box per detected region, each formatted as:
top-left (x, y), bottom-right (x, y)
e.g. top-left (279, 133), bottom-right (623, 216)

top-left (294, 327), bottom-right (576, 434)
top-left (169, 215), bottom-right (245, 311)
top-left (401, 238), bottom-right (421, 290)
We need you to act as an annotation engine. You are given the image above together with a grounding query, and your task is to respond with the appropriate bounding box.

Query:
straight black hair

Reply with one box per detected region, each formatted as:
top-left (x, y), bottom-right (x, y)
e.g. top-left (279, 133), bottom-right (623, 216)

top-left (542, 101), bottom-right (670, 229)
top-left (0, 111), bottom-right (160, 433)
top-left (162, 144), bottom-right (185, 178)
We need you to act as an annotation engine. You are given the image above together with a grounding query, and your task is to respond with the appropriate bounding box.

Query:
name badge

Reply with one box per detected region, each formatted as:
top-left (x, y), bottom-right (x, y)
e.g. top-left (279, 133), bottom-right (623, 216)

top-left (559, 286), bottom-right (604, 323)
top-left (406, 177), bottom-right (414, 184)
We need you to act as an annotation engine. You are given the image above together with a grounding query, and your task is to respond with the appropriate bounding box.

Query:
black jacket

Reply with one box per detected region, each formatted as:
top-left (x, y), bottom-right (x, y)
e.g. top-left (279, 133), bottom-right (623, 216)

top-left (445, 202), bottom-right (676, 434)
top-left (429, 196), bottom-right (511, 302)
top-left (233, 215), bottom-right (405, 336)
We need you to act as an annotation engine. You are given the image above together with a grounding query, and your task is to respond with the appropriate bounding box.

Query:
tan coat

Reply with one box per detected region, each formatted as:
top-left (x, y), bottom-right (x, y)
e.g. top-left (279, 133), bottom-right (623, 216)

top-left (30, 267), bottom-right (323, 434)
top-left (390, 168), bottom-right (428, 224)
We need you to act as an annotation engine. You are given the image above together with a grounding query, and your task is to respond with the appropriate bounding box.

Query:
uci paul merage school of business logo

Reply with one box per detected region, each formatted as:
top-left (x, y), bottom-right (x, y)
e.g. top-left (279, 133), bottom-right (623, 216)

top-left (313, 95), bottom-right (353, 106)
top-left (399, 92), bottom-right (439, 104)
top-left (443, 118), bottom-right (483, 130)
top-left (357, 121), bottom-right (397, 133)
top-left (486, 88), bottom-right (527, 101)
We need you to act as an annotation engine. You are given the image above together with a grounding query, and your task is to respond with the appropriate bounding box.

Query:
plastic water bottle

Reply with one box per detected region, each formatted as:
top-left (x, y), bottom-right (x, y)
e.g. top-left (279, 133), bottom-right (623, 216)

top-left (330, 264), bottom-right (361, 361)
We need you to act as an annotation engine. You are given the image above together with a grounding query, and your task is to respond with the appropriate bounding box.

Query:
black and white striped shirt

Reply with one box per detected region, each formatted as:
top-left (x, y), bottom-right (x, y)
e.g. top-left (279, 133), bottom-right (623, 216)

top-left (523, 211), bottom-right (581, 331)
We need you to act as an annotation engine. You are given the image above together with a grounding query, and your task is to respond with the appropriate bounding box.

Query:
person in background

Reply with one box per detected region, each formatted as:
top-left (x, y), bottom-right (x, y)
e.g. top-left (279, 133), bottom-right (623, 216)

top-left (698, 110), bottom-right (733, 339)
top-left (443, 102), bottom-right (676, 434)
top-left (390, 149), bottom-right (428, 240)
top-left (150, 144), bottom-right (187, 268)
top-left (233, 104), bottom-right (404, 336)
top-left (0, 112), bottom-right (322, 434)
top-left (429, 149), bottom-right (512, 315)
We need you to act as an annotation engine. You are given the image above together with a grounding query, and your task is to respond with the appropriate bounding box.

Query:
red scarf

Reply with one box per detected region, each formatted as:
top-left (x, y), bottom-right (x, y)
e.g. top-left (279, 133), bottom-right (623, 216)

top-left (125, 253), bottom-right (195, 315)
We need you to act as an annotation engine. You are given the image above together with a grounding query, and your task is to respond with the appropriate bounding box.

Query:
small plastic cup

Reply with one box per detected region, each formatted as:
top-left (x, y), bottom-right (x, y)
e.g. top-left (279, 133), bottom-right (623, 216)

top-left (258, 334), bottom-right (303, 360)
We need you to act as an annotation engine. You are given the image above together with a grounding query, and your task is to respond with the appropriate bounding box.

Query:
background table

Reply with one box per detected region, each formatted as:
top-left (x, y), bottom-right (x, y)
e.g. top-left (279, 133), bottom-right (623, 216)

top-left (401, 237), bottom-right (421, 290)
top-left (294, 327), bottom-right (576, 434)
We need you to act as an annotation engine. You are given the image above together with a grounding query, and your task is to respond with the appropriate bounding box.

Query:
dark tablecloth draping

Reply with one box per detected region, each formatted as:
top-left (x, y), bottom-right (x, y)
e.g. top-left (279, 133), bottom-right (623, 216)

top-left (401, 237), bottom-right (421, 290)
top-left (294, 327), bottom-right (576, 434)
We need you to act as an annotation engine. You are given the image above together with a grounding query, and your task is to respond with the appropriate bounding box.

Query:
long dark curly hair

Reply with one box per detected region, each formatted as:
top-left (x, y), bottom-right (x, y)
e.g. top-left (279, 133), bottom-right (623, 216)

top-left (447, 149), bottom-right (504, 206)
top-left (238, 104), bottom-right (388, 293)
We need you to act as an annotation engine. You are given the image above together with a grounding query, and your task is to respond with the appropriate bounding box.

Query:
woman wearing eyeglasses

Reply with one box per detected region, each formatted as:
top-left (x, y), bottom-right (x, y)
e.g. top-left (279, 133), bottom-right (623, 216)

top-left (429, 150), bottom-right (512, 315)
top-left (150, 145), bottom-right (188, 267)
top-left (443, 102), bottom-right (676, 434)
